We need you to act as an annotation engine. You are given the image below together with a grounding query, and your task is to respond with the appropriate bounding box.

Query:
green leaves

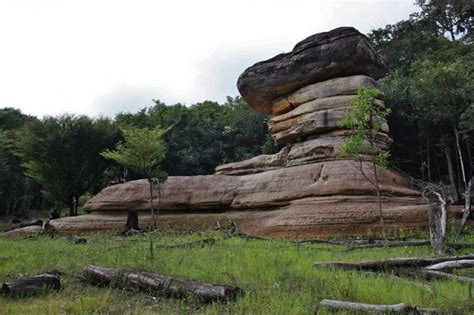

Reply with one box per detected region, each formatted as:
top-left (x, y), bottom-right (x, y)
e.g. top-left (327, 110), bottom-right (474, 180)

top-left (338, 88), bottom-right (391, 168)
top-left (16, 114), bottom-right (120, 215)
top-left (101, 127), bottom-right (169, 181)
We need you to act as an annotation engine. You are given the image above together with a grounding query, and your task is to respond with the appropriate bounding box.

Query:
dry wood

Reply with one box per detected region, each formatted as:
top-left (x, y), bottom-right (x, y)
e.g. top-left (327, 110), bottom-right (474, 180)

top-left (456, 177), bottom-right (472, 237)
top-left (83, 265), bottom-right (242, 301)
top-left (418, 270), bottom-right (474, 285)
top-left (425, 259), bottom-right (474, 272)
top-left (1, 272), bottom-right (61, 297)
top-left (320, 299), bottom-right (440, 314)
top-left (346, 240), bottom-right (431, 250)
top-left (156, 238), bottom-right (216, 249)
top-left (314, 255), bottom-right (474, 271)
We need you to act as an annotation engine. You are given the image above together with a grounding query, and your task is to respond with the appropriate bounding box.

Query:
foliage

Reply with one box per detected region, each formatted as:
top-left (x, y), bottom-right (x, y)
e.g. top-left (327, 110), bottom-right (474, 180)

top-left (339, 88), bottom-right (391, 167)
top-left (101, 126), bottom-right (168, 227)
top-left (115, 96), bottom-right (278, 177)
top-left (416, 0), bottom-right (474, 42)
top-left (0, 232), bottom-right (473, 314)
top-left (368, 0), bottom-right (473, 189)
top-left (17, 115), bottom-right (120, 216)
top-left (0, 109), bottom-right (40, 217)
top-left (101, 127), bottom-right (168, 182)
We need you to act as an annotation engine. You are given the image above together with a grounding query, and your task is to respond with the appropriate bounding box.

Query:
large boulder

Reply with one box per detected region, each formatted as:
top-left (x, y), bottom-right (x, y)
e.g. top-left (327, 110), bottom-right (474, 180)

top-left (1, 195), bottom-right (425, 239)
top-left (237, 27), bottom-right (388, 113)
top-left (84, 160), bottom-right (419, 213)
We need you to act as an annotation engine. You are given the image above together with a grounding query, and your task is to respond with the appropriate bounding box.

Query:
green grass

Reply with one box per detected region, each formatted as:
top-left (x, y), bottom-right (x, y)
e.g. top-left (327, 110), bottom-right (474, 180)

top-left (0, 232), bottom-right (473, 314)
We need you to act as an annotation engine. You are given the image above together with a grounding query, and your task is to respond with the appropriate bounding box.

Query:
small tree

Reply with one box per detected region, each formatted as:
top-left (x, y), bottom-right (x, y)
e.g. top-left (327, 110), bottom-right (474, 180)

top-left (101, 127), bottom-right (168, 229)
top-left (338, 88), bottom-right (392, 239)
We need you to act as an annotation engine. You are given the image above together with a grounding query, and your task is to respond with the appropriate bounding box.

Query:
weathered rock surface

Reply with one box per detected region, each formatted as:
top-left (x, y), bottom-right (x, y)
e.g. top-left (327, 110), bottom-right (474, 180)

top-left (268, 95), bottom-right (389, 144)
top-left (237, 27), bottom-right (388, 113)
top-left (272, 75), bottom-right (382, 115)
top-left (2, 27), bottom-right (428, 240)
top-left (84, 160), bottom-right (419, 214)
top-left (3, 195), bottom-right (427, 240)
top-left (215, 132), bottom-right (392, 176)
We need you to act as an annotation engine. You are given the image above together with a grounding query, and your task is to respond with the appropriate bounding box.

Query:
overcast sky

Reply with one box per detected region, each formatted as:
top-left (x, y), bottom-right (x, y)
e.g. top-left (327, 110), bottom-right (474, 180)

top-left (0, 0), bottom-right (418, 117)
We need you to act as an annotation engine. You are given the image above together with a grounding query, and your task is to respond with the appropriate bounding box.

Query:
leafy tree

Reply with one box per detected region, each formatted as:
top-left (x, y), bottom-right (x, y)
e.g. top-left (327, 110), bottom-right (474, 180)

top-left (17, 115), bottom-right (120, 216)
top-left (408, 53), bottom-right (473, 235)
top-left (101, 127), bottom-right (168, 228)
top-left (0, 108), bottom-right (40, 217)
top-left (115, 96), bottom-right (277, 177)
top-left (338, 88), bottom-right (392, 238)
top-left (416, 0), bottom-right (473, 42)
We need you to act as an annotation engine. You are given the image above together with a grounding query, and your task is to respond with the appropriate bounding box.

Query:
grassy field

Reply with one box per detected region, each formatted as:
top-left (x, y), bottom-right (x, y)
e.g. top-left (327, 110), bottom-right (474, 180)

top-left (0, 231), bottom-right (473, 314)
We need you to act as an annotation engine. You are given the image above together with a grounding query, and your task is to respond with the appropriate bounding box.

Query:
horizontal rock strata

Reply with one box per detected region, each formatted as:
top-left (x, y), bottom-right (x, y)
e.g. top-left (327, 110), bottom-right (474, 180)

top-left (3, 27), bottom-right (428, 240)
top-left (215, 132), bottom-right (392, 176)
top-left (268, 96), bottom-right (388, 144)
top-left (84, 160), bottom-right (420, 213)
top-left (237, 27), bottom-right (388, 113)
top-left (272, 75), bottom-right (382, 115)
top-left (4, 195), bottom-right (426, 240)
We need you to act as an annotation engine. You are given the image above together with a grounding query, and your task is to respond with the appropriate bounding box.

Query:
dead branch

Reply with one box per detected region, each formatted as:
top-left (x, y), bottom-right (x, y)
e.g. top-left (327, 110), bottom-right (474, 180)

top-left (319, 299), bottom-right (440, 314)
top-left (425, 259), bottom-right (474, 272)
top-left (314, 255), bottom-right (474, 271)
top-left (418, 270), bottom-right (474, 285)
top-left (155, 238), bottom-right (216, 249)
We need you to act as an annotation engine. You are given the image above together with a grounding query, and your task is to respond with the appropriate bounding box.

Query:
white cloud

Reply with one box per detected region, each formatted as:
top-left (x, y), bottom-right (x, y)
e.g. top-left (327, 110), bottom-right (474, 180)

top-left (0, 0), bottom-right (418, 117)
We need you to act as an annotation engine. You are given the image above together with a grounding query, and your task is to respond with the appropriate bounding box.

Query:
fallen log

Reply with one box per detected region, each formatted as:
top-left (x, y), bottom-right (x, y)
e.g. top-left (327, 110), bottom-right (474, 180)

top-left (1, 272), bottom-right (61, 297)
top-left (425, 259), bottom-right (474, 272)
top-left (83, 265), bottom-right (242, 301)
top-left (156, 238), bottom-right (216, 249)
top-left (314, 254), bottom-right (474, 271)
top-left (320, 299), bottom-right (440, 314)
top-left (418, 270), bottom-right (474, 285)
top-left (346, 240), bottom-right (431, 250)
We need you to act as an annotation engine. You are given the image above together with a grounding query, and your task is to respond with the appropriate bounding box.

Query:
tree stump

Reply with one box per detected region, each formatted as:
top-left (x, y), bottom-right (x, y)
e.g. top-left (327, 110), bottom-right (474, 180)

top-left (1, 273), bottom-right (61, 297)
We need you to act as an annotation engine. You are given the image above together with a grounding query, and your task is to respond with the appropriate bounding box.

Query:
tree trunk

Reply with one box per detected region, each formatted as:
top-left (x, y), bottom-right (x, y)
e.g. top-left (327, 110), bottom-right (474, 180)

top-left (1, 273), bottom-right (61, 297)
top-left (454, 128), bottom-right (471, 238)
top-left (372, 160), bottom-right (386, 240)
top-left (68, 202), bottom-right (74, 217)
top-left (74, 196), bottom-right (79, 216)
top-left (125, 211), bottom-right (139, 230)
top-left (425, 259), bottom-right (474, 272)
top-left (314, 255), bottom-right (474, 271)
top-left (444, 147), bottom-right (458, 201)
top-left (83, 265), bottom-right (242, 302)
top-left (456, 177), bottom-right (472, 237)
top-left (320, 299), bottom-right (439, 314)
top-left (427, 203), bottom-right (444, 255)
top-left (148, 179), bottom-right (156, 229)
top-left (426, 136), bottom-right (431, 182)
top-left (454, 128), bottom-right (467, 189)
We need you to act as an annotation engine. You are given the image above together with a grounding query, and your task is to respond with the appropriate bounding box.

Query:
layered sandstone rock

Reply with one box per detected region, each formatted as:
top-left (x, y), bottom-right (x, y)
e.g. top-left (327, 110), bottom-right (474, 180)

top-left (215, 132), bottom-right (392, 176)
top-left (85, 160), bottom-right (419, 213)
top-left (237, 27), bottom-right (388, 114)
top-left (271, 75), bottom-right (382, 115)
top-left (3, 26), bottom-right (427, 239)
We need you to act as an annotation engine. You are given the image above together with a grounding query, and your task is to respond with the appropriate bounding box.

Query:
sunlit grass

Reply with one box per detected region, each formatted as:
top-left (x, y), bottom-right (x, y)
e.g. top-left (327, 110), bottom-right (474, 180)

top-left (0, 232), bottom-right (473, 314)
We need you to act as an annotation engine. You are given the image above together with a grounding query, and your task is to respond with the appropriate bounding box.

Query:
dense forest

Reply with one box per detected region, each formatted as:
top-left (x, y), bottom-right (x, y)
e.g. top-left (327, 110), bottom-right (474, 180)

top-left (0, 0), bottom-right (472, 217)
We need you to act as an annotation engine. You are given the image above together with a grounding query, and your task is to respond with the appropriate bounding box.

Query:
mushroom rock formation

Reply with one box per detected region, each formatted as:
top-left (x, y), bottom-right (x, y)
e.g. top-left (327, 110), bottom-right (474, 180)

top-left (3, 27), bottom-right (428, 239)
top-left (237, 27), bottom-right (388, 114)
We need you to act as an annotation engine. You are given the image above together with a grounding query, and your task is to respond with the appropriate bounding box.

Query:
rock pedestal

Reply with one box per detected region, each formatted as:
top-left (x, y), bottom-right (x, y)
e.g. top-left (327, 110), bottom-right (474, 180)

top-left (3, 27), bottom-right (428, 239)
